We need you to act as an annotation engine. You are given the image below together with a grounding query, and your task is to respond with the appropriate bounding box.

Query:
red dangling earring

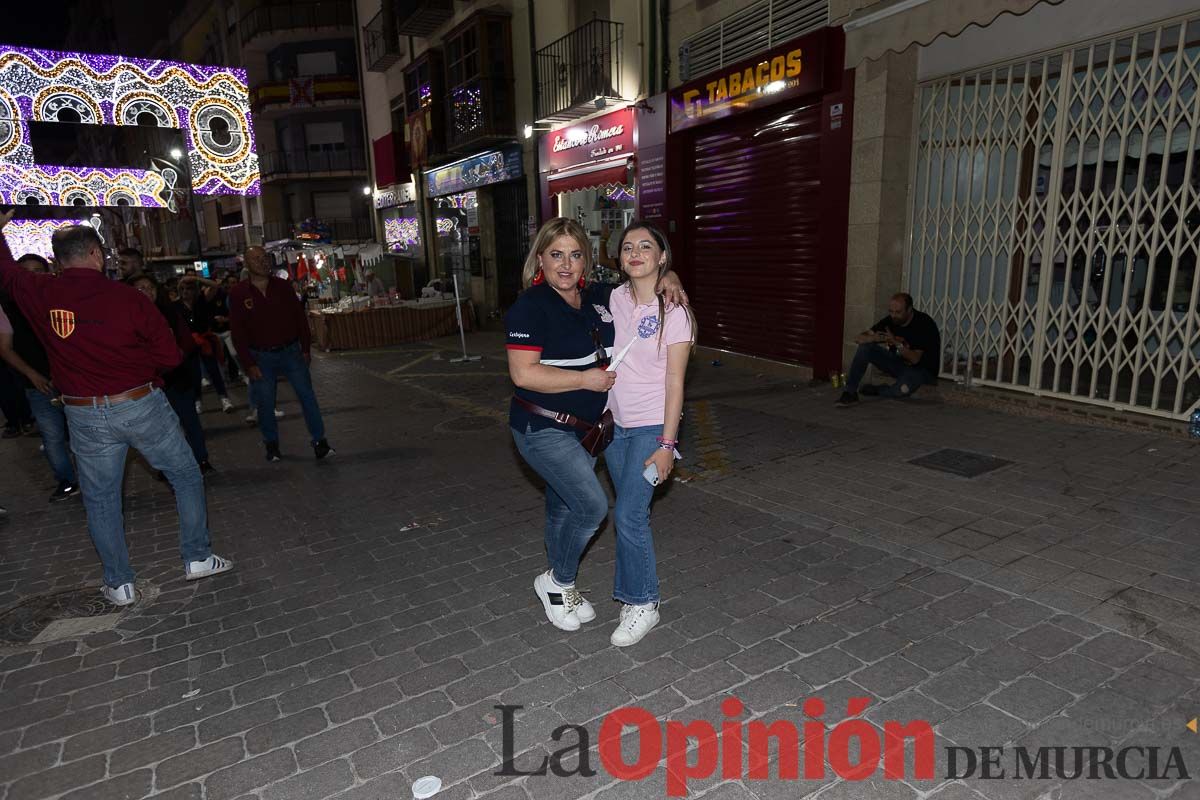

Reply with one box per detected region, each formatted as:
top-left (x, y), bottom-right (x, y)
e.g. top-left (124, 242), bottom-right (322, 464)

top-left (577, 275), bottom-right (586, 289)
top-left (532, 269), bottom-right (545, 285)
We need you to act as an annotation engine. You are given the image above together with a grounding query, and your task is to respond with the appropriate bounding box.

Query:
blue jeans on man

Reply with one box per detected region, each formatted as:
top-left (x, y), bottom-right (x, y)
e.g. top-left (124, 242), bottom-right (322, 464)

top-left (64, 388), bottom-right (212, 588)
top-left (25, 388), bottom-right (76, 486)
top-left (165, 384), bottom-right (209, 464)
top-left (512, 424), bottom-right (608, 587)
top-left (846, 344), bottom-right (932, 398)
top-left (249, 342), bottom-right (325, 445)
top-left (604, 424), bottom-right (662, 605)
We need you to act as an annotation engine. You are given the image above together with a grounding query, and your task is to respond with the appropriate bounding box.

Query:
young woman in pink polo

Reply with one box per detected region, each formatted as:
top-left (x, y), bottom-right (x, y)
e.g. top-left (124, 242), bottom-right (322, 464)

top-left (605, 221), bottom-right (697, 646)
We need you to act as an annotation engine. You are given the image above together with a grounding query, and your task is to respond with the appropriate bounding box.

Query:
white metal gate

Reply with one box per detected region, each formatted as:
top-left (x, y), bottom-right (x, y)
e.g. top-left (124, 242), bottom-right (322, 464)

top-left (908, 14), bottom-right (1200, 419)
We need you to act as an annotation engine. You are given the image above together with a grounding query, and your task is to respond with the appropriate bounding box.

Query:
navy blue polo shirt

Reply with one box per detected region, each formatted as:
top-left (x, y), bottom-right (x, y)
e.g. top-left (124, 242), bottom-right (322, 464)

top-left (506, 283), bottom-right (615, 437)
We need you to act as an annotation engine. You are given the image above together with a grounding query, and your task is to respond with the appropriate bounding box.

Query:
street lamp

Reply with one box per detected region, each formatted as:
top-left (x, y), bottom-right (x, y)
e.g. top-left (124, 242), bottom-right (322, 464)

top-left (362, 185), bottom-right (371, 195)
top-left (169, 147), bottom-right (183, 160)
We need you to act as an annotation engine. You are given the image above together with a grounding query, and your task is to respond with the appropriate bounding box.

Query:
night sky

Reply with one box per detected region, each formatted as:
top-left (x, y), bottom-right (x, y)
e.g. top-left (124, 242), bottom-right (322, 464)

top-left (4, 1), bottom-right (182, 57)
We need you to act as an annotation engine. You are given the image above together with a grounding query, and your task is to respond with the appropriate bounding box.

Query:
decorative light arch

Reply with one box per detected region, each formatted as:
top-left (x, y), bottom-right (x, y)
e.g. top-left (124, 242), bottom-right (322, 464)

top-left (0, 45), bottom-right (260, 208)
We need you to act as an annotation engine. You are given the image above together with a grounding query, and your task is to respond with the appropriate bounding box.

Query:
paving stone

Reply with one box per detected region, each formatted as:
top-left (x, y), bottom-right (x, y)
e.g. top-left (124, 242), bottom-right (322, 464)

top-left (840, 628), bottom-right (911, 662)
top-left (156, 737), bottom-right (245, 788)
top-left (20, 705), bottom-right (111, 747)
top-left (1076, 631), bottom-right (1153, 667)
top-left (938, 703), bottom-right (1029, 747)
top-left (110, 727), bottom-right (196, 773)
top-left (788, 647), bottom-right (864, 688)
top-left (295, 718), bottom-right (379, 768)
top-left (850, 655), bottom-right (928, 699)
top-left (1008, 622), bottom-right (1084, 658)
top-left (901, 635), bottom-right (973, 672)
top-left (326, 682), bottom-right (404, 724)
top-left (1030, 653), bottom-right (1115, 695)
top-left (277, 674), bottom-right (354, 714)
top-left (203, 747), bottom-right (297, 800)
top-left (674, 662), bottom-right (746, 702)
top-left (0, 742), bottom-right (60, 783)
top-left (62, 716), bottom-right (150, 761)
top-left (7, 754), bottom-right (106, 800)
top-left (261, 758), bottom-right (355, 800)
top-left (245, 708), bottom-right (329, 755)
top-left (968, 643), bottom-right (1043, 682)
top-left (57, 769), bottom-right (154, 800)
top-left (946, 617), bottom-right (1016, 651)
top-left (197, 699), bottom-right (280, 745)
top-left (988, 677), bottom-right (1074, 724)
top-left (779, 621), bottom-right (848, 654)
top-left (919, 667), bottom-right (1002, 711)
top-left (727, 640), bottom-right (799, 676)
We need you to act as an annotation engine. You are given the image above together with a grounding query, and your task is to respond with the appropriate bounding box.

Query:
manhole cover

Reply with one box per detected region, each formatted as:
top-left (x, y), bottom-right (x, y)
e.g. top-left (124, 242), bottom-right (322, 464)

top-left (437, 415), bottom-right (497, 432)
top-left (0, 586), bottom-right (141, 646)
top-left (909, 448), bottom-right (1013, 478)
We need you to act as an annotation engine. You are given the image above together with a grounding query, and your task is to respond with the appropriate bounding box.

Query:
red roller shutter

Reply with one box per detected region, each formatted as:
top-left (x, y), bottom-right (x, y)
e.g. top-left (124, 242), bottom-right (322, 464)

top-left (688, 104), bottom-right (823, 365)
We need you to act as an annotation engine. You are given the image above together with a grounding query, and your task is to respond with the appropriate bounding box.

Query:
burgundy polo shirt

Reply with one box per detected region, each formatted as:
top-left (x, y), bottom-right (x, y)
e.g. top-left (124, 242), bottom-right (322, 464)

top-left (0, 240), bottom-right (180, 397)
top-left (227, 276), bottom-right (311, 369)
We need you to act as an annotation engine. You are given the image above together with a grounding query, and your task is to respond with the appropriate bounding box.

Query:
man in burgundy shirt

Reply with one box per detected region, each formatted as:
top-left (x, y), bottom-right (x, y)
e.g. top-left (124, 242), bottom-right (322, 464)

top-left (0, 212), bottom-right (232, 606)
top-left (229, 246), bottom-right (333, 462)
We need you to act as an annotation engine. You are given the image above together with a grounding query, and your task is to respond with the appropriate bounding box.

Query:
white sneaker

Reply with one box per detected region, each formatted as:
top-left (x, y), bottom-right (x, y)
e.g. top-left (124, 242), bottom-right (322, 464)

top-left (562, 585), bottom-right (595, 623)
top-left (102, 582), bottom-right (136, 606)
top-left (533, 571), bottom-right (580, 631)
top-left (185, 554), bottom-right (234, 581)
top-left (194, 400), bottom-right (203, 415)
top-left (201, 377), bottom-right (211, 388)
top-left (220, 397), bottom-right (234, 413)
top-left (244, 409), bottom-right (258, 424)
top-left (273, 408), bottom-right (284, 419)
top-left (610, 603), bottom-right (660, 647)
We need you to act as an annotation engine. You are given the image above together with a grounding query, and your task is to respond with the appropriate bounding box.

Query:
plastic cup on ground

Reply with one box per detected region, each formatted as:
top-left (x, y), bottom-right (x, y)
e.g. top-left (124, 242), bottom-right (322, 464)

top-left (412, 776), bottom-right (442, 799)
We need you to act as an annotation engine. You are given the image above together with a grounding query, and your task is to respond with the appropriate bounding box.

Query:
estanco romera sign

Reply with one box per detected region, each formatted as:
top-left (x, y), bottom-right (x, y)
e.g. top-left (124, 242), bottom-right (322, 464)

top-left (540, 107), bottom-right (636, 172)
top-left (670, 30), bottom-right (827, 132)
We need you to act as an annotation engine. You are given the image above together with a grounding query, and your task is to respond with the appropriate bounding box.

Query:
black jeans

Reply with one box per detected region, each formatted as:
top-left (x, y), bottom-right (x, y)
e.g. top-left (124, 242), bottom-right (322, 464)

top-left (0, 364), bottom-right (31, 429)
top-left (845, 343), bottom-right (932, 397)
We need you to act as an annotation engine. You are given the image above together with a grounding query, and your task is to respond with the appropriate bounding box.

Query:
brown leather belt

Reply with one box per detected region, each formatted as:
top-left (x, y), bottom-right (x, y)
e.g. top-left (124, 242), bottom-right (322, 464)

top-left (513, 396), bottom-right (593, 434)
top-left (62, 383), bottom-right (155, 407)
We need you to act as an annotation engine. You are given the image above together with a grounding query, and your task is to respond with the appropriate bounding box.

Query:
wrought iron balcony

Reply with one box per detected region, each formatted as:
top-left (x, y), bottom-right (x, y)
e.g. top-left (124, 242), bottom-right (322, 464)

top-left (396, 0), bottom-right (455, 37)
top-left (260, 148), bottom-right (368, 180)
top-left (363, 11), bottom-right (404, 72)
top-left (240, 1), bottom-right (354, 47)
top-left (536, 19), bottom-right (625, 124)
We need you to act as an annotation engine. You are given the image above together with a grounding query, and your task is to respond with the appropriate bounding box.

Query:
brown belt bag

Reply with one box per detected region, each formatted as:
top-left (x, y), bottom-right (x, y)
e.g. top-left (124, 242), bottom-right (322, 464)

top-left (513, 396), bottom-right (614, 456)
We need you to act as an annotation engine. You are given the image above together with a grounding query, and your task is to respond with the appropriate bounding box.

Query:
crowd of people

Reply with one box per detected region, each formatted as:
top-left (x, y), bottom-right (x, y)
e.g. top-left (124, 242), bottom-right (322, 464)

top-left (0, 212), bottom-right (333, 598)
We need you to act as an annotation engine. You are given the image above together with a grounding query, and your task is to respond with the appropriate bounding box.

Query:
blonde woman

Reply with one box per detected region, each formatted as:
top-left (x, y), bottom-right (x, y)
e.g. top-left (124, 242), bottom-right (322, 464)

top-left (604, 221), bottom-right (697, 646)
top-left (506, 218), bottom-right (686, 633)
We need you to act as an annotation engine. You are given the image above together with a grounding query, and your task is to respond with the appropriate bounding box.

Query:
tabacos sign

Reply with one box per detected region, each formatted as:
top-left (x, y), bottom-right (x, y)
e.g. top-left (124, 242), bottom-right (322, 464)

top-left (670, 29), bottom-right (826, 131)
top-left (540, 107), bottom-right (636, 172)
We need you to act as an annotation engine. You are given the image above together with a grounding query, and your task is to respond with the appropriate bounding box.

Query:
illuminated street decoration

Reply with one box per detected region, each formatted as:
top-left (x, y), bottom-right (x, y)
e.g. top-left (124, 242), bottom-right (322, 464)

top-left (383, 217), bottom-right (420, 251)
top-left (0, 45), bottom-right (260, 207)
top-left (2, 217), bottom-right (91, 260)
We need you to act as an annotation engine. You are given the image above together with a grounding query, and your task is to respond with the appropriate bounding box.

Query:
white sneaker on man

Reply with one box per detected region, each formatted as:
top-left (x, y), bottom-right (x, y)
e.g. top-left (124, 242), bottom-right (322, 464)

top-left (201, 377), bottom-right (211, 388)
top-left (610, 603), bottom-right (660, 647)
top-left (185, 554), bottom-right (234, 581)
top-left (194, 400), bottom-right (203, 415)
top-left (244, 409), bottom-right (257, 424)
top-left (102, 582), bottom-right (136, 606)
top-left (533, 571), bottom-right (580, 631)
top-left (220, 397), bottom-right (234, 413)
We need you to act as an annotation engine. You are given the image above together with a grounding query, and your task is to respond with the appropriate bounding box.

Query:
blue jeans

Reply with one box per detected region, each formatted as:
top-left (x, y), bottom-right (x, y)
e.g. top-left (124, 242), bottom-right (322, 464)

top-left (250, 342), bottom-right (325, 445)
top-left (166, 384), bottom-right (209, 463)
top-left (64, 388), bottom-right (212, 588)
top-left (605, 424), bottom-right (662, 605)
top-left (512, 423), bottom-right (608, 586)
top-left (25, 388), bottom-right (76, 485)
top-left (846, 343), bottom-right (931, 397)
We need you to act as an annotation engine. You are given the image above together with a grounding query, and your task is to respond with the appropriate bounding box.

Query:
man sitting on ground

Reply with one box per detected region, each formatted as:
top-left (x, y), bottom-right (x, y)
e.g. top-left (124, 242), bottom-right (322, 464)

top-left (836, 292), bottom-right (941, 408)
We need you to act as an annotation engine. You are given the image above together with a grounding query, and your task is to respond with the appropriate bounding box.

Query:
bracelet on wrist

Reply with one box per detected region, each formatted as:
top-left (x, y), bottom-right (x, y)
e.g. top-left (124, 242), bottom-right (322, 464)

top-left (655, 436), bottom-right (677, 446)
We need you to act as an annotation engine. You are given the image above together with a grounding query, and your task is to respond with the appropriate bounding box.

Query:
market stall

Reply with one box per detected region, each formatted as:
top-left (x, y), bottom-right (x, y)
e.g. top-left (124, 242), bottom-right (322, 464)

top-left (308, 297), bottom-right (475, 351)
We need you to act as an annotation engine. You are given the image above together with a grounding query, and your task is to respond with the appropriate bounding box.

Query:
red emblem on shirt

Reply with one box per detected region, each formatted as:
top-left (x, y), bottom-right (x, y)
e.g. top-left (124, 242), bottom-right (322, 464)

top-left (244, 298), bottom-right (254, 310)
top-left (49, 309), bottom-right (76, 339)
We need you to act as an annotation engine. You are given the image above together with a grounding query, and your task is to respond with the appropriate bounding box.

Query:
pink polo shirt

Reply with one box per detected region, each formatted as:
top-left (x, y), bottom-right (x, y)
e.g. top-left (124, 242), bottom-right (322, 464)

top-left (607, 284), bottom-right (693, 428)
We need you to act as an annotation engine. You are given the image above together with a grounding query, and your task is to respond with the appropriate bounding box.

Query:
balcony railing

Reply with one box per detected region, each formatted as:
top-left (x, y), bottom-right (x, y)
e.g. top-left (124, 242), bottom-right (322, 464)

top-left (250, 75), bottom-right (361, 111)
top-left (260, 148), bottom-right (367, 179)
top-left (447, 76), bottom-right (516, 152)
top-left (240, 1), bottom-right (354, 46)
top-left (536, 19), bottom-right (624, 124)
top-left (363, 11), bottom-right (403, 72)
top-left (262, 217), bottom-right (375, 243)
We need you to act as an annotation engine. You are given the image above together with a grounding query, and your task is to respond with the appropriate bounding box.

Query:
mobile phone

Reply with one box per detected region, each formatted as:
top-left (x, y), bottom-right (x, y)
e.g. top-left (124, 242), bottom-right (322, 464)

top-left (643, 463), bottom-right (659, 486)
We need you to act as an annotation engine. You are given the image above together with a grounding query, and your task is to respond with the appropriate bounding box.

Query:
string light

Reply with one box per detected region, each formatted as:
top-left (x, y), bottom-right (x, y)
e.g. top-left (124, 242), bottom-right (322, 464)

top-left (2, 218), bottom-right (88, 260)
top-left (0, 45), bottom-right (260, 207)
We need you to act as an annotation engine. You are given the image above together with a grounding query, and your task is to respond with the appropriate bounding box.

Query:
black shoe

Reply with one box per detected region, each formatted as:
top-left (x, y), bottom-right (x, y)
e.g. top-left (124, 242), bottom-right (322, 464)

top-left (199, 460), bottom-right (215, 475)
top-left (313, 439), bottom-right (334, 460)
top-left (265, 443), bottom-right (282, 462)
top-left (834, 391), bottom-right (859, 408)
top-left (1, 427), bottom-right (19, 439)
top-left (21, 423), bottom-right (38, 436)
top-left (49, 482), bottom-right (79, 502)
top-left (860, 384), bottom-right (882, 397)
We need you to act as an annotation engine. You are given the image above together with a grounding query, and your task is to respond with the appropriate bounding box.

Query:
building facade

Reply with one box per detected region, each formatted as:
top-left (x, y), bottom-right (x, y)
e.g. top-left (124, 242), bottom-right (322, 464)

top-left (835, 0), bottom-right (1200, 421)
top-left (169, 0), bottom-right (374, 269)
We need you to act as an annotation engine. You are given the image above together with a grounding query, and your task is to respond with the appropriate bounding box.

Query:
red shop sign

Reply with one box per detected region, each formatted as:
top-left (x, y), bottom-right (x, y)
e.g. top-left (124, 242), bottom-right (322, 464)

top-left (539, 107), bottom-right (636, 172)
top-left (670, 29), bottom-right (827, 132)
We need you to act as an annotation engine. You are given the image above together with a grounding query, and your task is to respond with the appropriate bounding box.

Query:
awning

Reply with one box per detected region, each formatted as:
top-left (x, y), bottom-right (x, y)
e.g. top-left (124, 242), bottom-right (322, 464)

top-left (843, 0), bottom-right (1062, 66)
top-left (547, 159), bottom-right (631, 196)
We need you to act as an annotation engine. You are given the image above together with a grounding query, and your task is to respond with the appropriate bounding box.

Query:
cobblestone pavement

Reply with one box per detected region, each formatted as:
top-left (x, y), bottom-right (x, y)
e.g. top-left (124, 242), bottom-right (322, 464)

top-left (2, 332), bottom-right (1199, 800)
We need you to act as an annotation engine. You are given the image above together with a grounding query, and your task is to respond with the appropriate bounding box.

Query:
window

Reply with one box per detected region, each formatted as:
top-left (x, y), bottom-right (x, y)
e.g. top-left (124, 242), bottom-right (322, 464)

top-left (305, 121), bottom-right (346, 152)
top-left (297, 51), bottom-right (337, 77)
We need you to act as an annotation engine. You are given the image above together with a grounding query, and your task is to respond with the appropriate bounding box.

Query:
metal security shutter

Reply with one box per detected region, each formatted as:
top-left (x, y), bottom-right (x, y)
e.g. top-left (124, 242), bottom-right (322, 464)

top-left (689, 104), bottom-right (823, 364)
top-left (679, 0), bottom-right (828, 82)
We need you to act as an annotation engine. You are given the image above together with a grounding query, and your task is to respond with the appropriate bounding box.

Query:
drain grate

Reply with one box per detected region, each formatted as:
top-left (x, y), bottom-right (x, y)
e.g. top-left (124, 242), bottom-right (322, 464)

top-left (0, 587), bottom-right (131, 646)
top-left (909, 448), bottom-right (1013, 478)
